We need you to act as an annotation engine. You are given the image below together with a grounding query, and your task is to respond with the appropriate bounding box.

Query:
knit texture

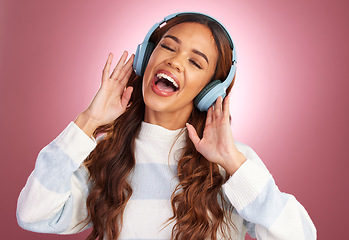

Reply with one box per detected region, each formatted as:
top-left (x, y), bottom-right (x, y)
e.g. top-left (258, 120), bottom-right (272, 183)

top-left (17, 122), bottom-right (316, 239)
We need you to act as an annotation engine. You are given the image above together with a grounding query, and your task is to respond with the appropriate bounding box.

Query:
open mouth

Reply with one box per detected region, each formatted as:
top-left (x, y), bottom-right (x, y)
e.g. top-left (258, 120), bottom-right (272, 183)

top-left (154, 72), bottom-right (179, 93)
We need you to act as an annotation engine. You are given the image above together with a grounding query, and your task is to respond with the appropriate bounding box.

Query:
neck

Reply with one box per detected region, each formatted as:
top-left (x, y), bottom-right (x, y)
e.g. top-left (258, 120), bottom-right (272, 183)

top-left (144, 106), bottom-right (193, 130)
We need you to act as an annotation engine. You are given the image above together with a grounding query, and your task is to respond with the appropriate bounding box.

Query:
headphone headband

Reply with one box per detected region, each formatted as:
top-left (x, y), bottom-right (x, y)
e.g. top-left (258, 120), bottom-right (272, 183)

top-left (141, 12), bottom-right (236, 63)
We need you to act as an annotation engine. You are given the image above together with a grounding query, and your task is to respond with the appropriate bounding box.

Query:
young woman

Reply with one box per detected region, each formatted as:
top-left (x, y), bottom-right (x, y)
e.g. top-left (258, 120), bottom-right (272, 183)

top-left (17, 13), bottom-right (316, 239)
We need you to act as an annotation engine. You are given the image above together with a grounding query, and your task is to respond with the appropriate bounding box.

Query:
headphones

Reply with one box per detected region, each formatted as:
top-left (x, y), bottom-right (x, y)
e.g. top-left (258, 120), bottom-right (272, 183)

top-left (133, 12), bottom-right (237, 112)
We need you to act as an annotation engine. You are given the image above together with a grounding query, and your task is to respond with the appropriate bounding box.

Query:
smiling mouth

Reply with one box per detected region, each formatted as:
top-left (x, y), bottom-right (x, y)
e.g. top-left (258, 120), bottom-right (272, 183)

top-left (154, 73), bottom-right (179, 93)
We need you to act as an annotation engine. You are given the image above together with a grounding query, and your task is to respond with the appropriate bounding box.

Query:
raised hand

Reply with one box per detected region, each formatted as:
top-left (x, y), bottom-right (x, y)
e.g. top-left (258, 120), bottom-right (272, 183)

top-left (186, 96), bottom-right (246, 175)
top-left (75, 51), bottom-right (135, 136)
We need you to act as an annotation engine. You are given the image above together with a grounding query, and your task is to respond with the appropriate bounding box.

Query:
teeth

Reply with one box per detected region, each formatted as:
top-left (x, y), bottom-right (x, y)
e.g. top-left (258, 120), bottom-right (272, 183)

top-left (156, 73), bottom-right (179, 89)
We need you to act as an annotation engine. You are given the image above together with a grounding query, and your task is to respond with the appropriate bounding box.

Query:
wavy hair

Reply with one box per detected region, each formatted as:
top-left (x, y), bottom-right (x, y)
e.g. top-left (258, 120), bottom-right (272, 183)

top-left (84, 13), bottom-right (236, 240)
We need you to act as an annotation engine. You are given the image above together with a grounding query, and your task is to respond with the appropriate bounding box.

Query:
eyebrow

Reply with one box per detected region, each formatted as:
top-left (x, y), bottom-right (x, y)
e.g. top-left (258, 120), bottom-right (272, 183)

top-left (163, 35), bottom-right (209, 64)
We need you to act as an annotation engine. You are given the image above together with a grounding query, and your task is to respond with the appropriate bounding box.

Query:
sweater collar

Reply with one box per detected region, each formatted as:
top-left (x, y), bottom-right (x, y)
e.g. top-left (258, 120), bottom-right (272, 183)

top-left (138, 121), bottom-right (187, 142)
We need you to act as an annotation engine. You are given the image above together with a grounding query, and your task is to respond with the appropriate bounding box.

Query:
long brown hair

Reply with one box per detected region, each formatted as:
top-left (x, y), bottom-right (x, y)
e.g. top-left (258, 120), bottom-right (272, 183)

top-left (84, 13), bottom-right (236, 240)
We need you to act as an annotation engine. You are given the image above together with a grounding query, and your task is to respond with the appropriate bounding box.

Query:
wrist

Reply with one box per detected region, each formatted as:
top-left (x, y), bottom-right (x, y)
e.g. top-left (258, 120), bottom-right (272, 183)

top-left (223, 151), bottom-right (247, 175)
top-left (74, 112), bottom-right (100, 137)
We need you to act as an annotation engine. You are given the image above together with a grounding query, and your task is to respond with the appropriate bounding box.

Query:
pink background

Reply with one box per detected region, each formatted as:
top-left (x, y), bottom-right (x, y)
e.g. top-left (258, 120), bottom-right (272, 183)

top-left (1, 0), bottom-right (348, 239)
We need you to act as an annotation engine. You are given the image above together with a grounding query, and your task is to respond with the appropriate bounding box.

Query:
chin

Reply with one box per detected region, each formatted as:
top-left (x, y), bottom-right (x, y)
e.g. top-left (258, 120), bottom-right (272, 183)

top-left (144, 98), bottom-right (172, 113)
top-left (143, 86), bottom-right (195, 115)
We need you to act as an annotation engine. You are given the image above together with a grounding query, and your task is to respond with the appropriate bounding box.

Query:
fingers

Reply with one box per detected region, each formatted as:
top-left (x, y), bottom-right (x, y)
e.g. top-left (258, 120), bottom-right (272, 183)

top-left (213, 96), bottom-right (223, 121)
top-left (109, 51), bottom-right (128, 79)
top-left (110, 52), bottom-right (134, 81)
top-left (186, 123), bottom-right (201, 149)
top-left (210, 96), bottom-right (230, 125)
top-left (206, 105), bottom-right (213, 126)
top-left (121, 86), bottom-right (134, 109)
top-left (102, 53), bottom-right (114, 81)
top-left (223, 95), bottom-right (230, 119)
top-left (118, 55), bottom-right (134, 84)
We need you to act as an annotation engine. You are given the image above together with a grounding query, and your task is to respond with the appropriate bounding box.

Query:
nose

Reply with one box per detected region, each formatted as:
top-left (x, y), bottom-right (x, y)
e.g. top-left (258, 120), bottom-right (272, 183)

top-left (165, 55), bottom-right (184, 72)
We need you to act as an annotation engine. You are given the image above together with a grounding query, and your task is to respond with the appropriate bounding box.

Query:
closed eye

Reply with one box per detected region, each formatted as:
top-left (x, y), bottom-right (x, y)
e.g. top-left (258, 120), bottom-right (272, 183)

top-left (160, 44), bottom-right (175, 52)
top-left (189, 59), bottom-right (202, 69)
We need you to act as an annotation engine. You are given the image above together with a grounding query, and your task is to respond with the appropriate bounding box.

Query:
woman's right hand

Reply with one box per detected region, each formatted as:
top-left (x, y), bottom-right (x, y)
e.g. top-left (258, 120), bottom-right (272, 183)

top-left (74, 51), bottom-right (135, 137)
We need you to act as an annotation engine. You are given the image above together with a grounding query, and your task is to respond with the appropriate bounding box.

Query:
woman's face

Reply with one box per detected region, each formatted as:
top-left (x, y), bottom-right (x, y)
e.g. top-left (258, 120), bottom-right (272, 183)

top-left (142, 22), bottom-right (218, 117)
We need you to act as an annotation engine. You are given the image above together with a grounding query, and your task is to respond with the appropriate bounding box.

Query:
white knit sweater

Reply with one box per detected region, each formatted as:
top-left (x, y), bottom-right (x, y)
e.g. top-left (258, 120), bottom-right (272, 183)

top-left (17, 122), bottom-right (316, 239)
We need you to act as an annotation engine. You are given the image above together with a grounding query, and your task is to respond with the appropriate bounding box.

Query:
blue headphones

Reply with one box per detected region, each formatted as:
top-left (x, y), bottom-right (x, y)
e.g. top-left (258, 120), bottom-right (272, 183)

top-left (133, 12), bottom-right (237, 112)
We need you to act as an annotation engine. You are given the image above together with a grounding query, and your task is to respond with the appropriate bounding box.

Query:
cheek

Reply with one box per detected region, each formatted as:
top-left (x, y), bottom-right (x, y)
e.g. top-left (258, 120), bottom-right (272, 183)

top-left (142, 64), bottom-right (152, 84)
top-left (142, 58), bottom-right (158, 90)
top-left (144, 48), bottom-right (161, 71)
top-left (188, 73), bottom-right (212, 93)
top-left (143, 47), bottom-right (159, 76)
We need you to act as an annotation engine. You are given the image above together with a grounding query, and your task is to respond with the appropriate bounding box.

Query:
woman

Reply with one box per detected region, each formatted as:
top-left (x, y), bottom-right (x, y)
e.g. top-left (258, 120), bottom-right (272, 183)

top-left (17, 12), bottom-right (316, 239)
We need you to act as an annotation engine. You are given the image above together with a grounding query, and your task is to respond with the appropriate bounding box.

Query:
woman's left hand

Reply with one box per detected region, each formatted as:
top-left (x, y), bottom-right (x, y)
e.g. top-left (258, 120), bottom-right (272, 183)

top-left (186, 96), bottom-right (246, 175)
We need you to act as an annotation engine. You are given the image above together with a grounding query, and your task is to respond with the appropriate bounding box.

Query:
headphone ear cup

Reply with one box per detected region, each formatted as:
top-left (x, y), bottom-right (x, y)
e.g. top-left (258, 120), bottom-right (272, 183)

top-left (194, 80), bottom-right (221, 106)
top-left (142, 42), bottom-right (155, 76)
top-left (133, 42), bottom-right (155, 76)
top-left (195, 80), bottom-right (227, 111)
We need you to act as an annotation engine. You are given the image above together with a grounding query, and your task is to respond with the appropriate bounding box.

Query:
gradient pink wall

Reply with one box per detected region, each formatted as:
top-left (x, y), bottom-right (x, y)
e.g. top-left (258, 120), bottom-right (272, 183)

top-left (1, 0), bottom-right (348, 239)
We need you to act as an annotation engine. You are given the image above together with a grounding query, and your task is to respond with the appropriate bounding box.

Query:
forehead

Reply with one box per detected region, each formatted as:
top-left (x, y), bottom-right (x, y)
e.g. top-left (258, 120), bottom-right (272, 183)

top-left (163, 22), bottom-right (218, 60)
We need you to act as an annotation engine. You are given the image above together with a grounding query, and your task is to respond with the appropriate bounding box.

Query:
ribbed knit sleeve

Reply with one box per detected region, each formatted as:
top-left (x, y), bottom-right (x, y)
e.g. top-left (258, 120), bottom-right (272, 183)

top-left (223, 143), bottom-right (317, 240)
top-left (16, 122), bottom-right (97, 234)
